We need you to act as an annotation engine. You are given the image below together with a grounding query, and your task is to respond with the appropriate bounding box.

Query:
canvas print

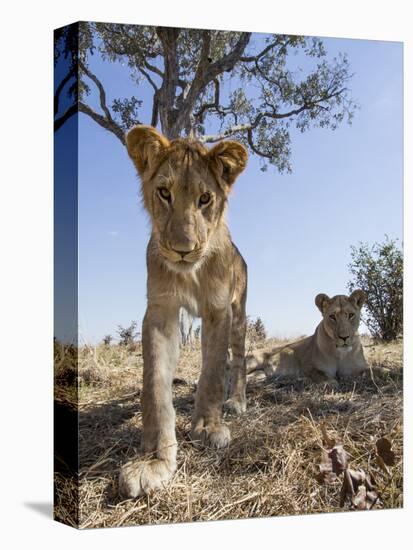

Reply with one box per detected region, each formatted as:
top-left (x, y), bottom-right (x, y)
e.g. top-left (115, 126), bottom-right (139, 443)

top-left (54, 22), bottom-right (403, 528)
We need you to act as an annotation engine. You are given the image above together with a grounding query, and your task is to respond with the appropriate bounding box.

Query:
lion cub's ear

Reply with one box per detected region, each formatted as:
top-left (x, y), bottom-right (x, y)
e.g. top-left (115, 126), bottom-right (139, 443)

top-left (349, 289), bottom-right (367, 309)
top-left (125, 125), bottom-right (170, 176)
top-left (315, 293), bottom-right (331, 313)
top-left (208, 140), bottom-right (248, 188)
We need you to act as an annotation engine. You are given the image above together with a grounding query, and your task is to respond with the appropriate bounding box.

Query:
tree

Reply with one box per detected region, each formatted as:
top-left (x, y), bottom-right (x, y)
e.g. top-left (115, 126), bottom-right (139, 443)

top-left (54, 23), bottom-right (356, 344)
top-left (253, 317), bottom-right (267, 340)
top-left (102, 334), bottom-right (113, 346)
top-left (116, 321), bottom-right (140, 347)
top-left (54, 23), bottom-right (356, 172)
top-left (347, 237), bottom-right (403, 341)
top-left (245, 315), bottom-right (268, 352)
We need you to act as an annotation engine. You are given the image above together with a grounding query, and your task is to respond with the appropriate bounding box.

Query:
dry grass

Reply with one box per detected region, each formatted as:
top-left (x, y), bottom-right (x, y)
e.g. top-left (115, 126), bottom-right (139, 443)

top-left (54, 337), bottom-right (403, 529)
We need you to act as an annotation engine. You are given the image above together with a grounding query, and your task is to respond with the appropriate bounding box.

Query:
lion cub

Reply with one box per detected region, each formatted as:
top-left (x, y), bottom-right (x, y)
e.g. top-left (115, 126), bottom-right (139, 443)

top-left (119, 126), bottom-right (248, 498)
top-left (248, 290), bottom-right (368, 384)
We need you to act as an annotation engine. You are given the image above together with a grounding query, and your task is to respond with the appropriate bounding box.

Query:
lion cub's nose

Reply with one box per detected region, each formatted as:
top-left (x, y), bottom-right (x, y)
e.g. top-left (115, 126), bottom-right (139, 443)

top-left (340, 335), bottom-right (350, 344)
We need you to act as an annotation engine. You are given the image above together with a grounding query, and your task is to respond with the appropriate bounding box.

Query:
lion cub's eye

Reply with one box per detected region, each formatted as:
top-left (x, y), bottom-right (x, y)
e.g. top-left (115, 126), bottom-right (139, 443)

top-left (348, 312), bottom-right (355, 319)
top-left (158, 187), bottom-right (171, 201)
top-left (329, 314), bottom-right (336, 321)
top-left (199, 192), bottom-right (211, 206)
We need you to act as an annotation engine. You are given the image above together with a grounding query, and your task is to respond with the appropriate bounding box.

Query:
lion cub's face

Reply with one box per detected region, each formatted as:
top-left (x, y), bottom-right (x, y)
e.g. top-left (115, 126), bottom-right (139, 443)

top-left (126, 126), bottom-right (247, 272)
top-left (315, 290), bottom-right (367, 350)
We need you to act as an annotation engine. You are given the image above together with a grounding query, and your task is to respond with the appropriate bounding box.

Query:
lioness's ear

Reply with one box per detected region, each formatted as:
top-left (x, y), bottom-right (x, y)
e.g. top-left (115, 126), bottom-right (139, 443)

top-left (208, 140), bottom-right (248, 188)
top-left (315, 293), bottom-right (331, 313)
top-left (349, 289), bottom-right (367, 309)
top-left (125, 125), bottom-right (170, 176)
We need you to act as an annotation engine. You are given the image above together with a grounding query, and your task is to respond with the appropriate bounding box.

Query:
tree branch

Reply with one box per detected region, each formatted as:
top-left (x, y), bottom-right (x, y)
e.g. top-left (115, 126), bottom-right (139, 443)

top-left (195, 30), bottom-right (212, 82)
top-left (79, 60), bottom-right (114, 123)
top-left (200, 122), bottom-right (256, 143)
top-left (98, 23), bottom-right (162, 59)
top-left (54, 103), bottom-right (78, 132)
top-left (95, 26), bottom-right (166, 81)
top-left (138, 66), bottom-right (158, 91)
top-left (194, 78), bottom-right (221, 120)
top-left (77, 60), bottom-right (130, 144)
top-left (171, 32), bottom-right (251, 137)
top-left (54, 67), bottom-right (76, 116)
top-left (157, 27), bottom-right (181, 136)
top-left (78, 102), bottom-right (125, 145)
top-left (143, 59), bottom-right (163, 79)
top-left (246, 128), bottom-right (273, 158)
top-left (194, 78), bottom-right (239, 128)
top-left (151, 90), bottom-right (159, 127)
top-left (239, 35), bottom-right (297, 63)
top-left (199, 104), bottom-right (312, 143)
top-left (248, 59), bottom-right (288, 97)
top-left (172, 30), bottom-right (211, 135)
top-left (239, 39), bottom-right (280, 63)
top-left (203, 33), bottom-right (251, 84)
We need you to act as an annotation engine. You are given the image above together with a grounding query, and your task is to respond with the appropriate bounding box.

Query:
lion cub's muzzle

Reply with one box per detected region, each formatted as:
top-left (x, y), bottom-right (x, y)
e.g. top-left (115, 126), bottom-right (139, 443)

top-left (159, 240), bottom-right (207, 269)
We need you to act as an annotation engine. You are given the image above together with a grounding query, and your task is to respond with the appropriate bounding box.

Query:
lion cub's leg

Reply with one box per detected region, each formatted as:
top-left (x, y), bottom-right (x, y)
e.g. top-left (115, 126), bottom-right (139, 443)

top-left (191, 307), bottom-right (232, 448)
top-left (119, 303), bottom-right (179, 498)
top-left (224, 300), bottom-right (247, 415)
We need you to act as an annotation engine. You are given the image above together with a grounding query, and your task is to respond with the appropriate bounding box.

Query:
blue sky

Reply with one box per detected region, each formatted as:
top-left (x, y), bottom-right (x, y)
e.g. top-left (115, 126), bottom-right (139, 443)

top-left (72, 32), bottom-right (403, 344)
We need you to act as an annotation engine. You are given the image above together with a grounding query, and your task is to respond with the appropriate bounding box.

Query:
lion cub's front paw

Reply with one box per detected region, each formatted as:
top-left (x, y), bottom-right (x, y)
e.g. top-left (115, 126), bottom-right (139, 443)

top-left (224, 396), bottom-right (247, 415)
top-left (119, 458), bottom-right (174, 498)
top-left (191, 421), bottom-right (231, 449)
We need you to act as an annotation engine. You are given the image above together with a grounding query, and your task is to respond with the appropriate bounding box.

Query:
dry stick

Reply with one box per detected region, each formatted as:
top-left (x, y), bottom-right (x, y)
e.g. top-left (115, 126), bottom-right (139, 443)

top-left (116, 503), bottom-right (148, 527)
top-left (208, 492), bottom-right (259, 521)
top-left (368, 364), bottom-right (382, 395)
top-left (305, 408), bottom-right (324, 448)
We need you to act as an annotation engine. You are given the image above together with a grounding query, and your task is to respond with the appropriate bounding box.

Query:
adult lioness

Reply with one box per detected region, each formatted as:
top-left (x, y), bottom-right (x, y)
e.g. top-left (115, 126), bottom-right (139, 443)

top-left (119, 126), bottom-right (248, 498)
top-left (247, 290), bottom-right (368, 383)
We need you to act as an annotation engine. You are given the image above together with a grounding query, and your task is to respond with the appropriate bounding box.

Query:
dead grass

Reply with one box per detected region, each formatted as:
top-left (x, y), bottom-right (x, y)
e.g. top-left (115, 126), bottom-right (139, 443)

top-left (54, 337), bottom-right (403, 529)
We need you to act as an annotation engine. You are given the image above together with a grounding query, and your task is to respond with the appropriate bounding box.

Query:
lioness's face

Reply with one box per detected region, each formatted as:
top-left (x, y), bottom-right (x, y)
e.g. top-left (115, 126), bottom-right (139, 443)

top-left (315, 290), bottom-right (367, 350)
top-left (126, 126), bottom-right (247, 272)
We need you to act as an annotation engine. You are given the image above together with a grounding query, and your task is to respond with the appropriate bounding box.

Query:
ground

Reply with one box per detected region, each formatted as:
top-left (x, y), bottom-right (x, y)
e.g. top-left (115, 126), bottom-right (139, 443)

top-left (54, 336), bottom-right (403, 529)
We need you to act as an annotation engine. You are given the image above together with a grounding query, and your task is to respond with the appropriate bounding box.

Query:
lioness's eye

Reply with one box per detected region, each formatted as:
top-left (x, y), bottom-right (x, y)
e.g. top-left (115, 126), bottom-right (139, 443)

top-left (349, 312), bottom-right (355, 319)
top-left (329, 314), bottom-right (336, 321)
top-left (199, 192), bottom-right (211, 206)
top-left (158, 187), bottom-right (171, 201)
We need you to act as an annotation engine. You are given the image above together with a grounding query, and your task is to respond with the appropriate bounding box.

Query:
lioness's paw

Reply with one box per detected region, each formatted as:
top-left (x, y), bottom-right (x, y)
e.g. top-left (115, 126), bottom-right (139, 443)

top-left (320, 378), bottom-right (339, 389)
top-left (119, 458), bottom-right (174, 498)
top-left (191, 423), bottom-right (231, 449)
top-left (224, 396), bottom-right (247, 415)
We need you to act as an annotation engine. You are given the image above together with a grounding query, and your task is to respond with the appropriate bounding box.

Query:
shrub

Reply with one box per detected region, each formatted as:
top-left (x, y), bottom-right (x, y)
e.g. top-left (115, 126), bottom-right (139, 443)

top-left (347, 237), bottom-right (403, 341)
top-left (102, 334), bottom-right (113, 346)
top-left (116, 321), bottom-right (139, 347)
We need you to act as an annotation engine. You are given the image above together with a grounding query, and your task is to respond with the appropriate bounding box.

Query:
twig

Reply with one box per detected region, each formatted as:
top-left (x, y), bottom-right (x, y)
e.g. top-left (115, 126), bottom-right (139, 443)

top-left (208, 492), bottom-right (259, 521)
top-left (116, 503), bottom-right (148, 526)
top-left (368, 364), bottom-right (382, 395)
